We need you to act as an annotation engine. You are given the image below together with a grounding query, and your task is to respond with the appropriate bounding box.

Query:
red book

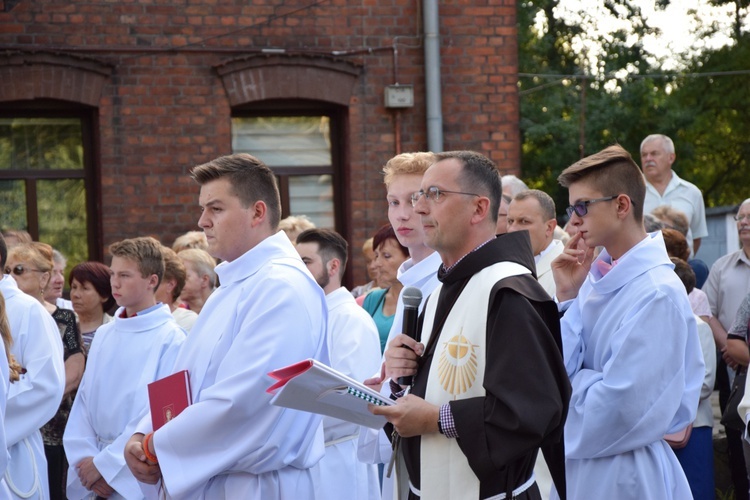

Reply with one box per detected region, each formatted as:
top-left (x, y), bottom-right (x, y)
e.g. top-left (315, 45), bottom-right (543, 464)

top-left (148, 370), bottom-right (192, 431)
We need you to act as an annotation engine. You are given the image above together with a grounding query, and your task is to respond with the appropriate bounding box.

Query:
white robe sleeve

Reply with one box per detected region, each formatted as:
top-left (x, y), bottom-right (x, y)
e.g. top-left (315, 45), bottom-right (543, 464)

top-left (93, 337), bottom-right (183, 494)
top-left (564, 291), bottom-right (703, 459)
top-left (6, 307), bottom-right (64, 446)
top-left (153, 277), bottom-right (325, 497)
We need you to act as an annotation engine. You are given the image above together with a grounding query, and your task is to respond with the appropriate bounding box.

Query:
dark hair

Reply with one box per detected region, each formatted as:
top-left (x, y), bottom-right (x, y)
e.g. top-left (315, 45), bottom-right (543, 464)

top-left (433, 151), bottom-right (501, 223)
top-left (161, 246), bottom-right (187, 302)
top-left (662, 228), bottom-right (690, 262)
top-left (372, 224), bottom-right (408, 258)
top-left (558, 144), bottom-right (645, 221)
top-left (296, 228), bottom-right (349, 276)
top-left (69, 262), bottom-right (117, 311)
top-left (191, 153), bottom-right (282, 229)
top-left (671, 257), bottom-right (696, 294)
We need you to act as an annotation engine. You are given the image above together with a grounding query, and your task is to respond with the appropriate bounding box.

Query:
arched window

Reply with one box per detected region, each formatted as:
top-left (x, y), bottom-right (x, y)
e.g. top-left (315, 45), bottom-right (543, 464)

top-left (0, 53), bottom-right (110, 269)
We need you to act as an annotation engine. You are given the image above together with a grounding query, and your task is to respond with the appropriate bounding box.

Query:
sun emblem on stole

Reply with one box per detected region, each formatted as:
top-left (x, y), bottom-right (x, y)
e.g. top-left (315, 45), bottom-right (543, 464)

top-left (437, 331), bottom-right (478, 396)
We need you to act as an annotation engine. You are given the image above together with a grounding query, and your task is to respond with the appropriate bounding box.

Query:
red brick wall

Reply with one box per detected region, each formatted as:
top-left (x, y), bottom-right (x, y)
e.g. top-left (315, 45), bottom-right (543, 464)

top-left (0, 0), bottom-right (519, 283)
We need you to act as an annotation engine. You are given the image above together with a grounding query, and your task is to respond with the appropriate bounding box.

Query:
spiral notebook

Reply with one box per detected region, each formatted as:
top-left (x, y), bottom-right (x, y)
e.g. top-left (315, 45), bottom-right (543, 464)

top-left (267, 358), bottom-right (393, 429)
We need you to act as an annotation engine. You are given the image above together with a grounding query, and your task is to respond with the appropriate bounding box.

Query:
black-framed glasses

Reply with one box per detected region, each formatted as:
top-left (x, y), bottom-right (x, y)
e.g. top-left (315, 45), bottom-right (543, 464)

top-left (566, 195), bottom-right (618, 218)
top-left (4, 264), bottom-right (43, 276)
top-left (411, 186), bottom-right (480, 207)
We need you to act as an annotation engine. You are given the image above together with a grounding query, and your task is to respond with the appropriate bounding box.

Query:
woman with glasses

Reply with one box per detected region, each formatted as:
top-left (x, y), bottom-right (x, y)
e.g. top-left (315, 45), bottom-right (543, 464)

top-left (6, 242), bottom-right (85, 500)
top-left (362, 224), bottom-right (409, 353)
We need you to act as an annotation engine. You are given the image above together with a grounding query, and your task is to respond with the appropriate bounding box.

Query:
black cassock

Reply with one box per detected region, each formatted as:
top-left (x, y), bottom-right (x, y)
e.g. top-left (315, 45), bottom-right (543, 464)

top-left (399, 231), bottom-right (571, 500)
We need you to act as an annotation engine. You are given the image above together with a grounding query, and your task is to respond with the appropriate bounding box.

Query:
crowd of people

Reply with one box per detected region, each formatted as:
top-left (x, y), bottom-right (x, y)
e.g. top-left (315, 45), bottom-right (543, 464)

top-left (0, 133), bottom-right (747, 499)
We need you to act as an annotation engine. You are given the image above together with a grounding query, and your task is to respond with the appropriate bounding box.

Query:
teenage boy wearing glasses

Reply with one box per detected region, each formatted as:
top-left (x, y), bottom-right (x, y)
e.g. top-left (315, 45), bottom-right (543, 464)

top-left (0, 235), bottom-right (65, 500)
top-left (373, 151), bottom-right (570, 500)
top-left (550, 144), bottom-right (704, 499)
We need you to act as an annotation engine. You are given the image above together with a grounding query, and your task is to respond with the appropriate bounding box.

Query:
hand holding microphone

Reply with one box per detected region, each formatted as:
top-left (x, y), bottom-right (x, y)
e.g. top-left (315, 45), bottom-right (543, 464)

top-left (397, 286), bottom-right (423, 386)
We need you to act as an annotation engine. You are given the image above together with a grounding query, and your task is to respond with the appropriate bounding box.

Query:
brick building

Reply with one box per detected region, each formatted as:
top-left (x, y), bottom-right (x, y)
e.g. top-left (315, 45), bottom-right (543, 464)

top-left (0, 0), bottom-right (520, 284)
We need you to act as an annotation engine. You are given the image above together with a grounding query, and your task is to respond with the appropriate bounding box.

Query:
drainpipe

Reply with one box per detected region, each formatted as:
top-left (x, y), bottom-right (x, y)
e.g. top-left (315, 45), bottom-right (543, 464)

top-left (423, 0), bottom-right (443, 152)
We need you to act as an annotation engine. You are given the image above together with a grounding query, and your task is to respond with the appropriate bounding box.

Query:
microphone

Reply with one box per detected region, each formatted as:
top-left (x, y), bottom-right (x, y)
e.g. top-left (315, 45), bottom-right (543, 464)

top-left (397, 286), bottom-right (423, 386)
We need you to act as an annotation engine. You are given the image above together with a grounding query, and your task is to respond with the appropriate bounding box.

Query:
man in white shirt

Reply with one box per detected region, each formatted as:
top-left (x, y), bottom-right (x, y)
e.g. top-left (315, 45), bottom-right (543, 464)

top-left (640, 134), bottom-right (708, 255)
top-left (507, 189), bottom-right (564, 298)
top-left (296, 228), bottom-right (382, 500)
top-left (125, 153), bottom-right (329, 498)
top-left (0, 237), bottom-right (65, 500)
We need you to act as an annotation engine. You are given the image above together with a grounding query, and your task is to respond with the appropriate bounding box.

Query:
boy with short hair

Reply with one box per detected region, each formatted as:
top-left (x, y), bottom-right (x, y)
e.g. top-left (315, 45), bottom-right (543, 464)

top-left (551, 145), bottom-right (704, 499)
top-left (63, 237), bottom-right (185, 499)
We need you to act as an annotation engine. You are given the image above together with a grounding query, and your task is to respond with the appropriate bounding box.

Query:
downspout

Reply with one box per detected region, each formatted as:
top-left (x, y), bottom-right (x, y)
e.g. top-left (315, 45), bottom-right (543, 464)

top-left (423, 0), bottom-right (443, 152)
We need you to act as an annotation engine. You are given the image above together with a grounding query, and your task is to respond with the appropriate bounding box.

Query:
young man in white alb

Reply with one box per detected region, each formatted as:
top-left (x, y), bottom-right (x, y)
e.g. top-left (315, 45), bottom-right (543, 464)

top-left (64, 237), bottom-right (185, 499)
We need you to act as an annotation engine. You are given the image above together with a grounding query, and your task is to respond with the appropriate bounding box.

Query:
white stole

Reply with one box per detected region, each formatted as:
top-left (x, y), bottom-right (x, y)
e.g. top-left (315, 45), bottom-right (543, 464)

top-left (416, 261), bottom-right (530, 500)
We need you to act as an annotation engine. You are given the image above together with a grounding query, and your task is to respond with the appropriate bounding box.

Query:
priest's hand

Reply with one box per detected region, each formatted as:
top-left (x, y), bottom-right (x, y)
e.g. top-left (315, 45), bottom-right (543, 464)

top-left (369, 394), bottom-right (439, 437)
top-left (76, 456), bottom-right (102, 490)
top-left (91, 478), bottom-right (115, 498)
top-left (124, 433), bottom-right (162, 484)
top-left (551, 231), bottom-right (594, 302)
top-left (384, 334), bottom-right (424, 384)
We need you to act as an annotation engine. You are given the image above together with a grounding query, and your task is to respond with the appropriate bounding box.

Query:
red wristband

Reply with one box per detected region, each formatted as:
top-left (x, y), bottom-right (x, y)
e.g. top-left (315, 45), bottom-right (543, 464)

top-left (142, 433), bottom-right (158, 463)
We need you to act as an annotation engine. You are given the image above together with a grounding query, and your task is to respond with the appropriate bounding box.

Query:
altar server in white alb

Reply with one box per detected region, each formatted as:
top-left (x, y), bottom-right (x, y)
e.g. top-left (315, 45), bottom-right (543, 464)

top-left (296, 228), bottom-right (382, 500)
top-left (0, 234), bottom-right (65, 500)
top-left (0, 285), bottom-right (23, 498)
top-left (63, 237), bottom-right (185, 499)
top-left (125, 154), bottom-right (329, 498)
top-left (551, 145), bottom-right (704, 499)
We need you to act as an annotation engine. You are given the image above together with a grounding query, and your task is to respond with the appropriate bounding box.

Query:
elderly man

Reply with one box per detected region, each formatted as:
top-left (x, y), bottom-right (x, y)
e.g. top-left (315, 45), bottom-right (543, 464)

top-left (373, 150), bottom-right (569, 500)
top-left (703, 198), bottom-right (750, 500)
top-left (507, 189), bottom-right (563, 297)
top-left (640, 134), bottom-right (708, 255)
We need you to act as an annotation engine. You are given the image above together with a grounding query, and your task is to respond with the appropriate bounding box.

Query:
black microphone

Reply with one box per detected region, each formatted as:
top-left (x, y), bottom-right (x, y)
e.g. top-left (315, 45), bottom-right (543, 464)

top-left (397, 286), bottom-right (423, 386)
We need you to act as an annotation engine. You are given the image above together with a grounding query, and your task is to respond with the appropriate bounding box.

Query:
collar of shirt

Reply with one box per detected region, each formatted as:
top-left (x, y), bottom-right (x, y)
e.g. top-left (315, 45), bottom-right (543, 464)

top-left (441, 236), bottom-right (496, 275)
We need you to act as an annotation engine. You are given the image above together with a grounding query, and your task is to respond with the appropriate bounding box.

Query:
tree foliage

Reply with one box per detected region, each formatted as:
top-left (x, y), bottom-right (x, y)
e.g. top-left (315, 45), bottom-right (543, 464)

top-left (518, 0), bottom-right (750, 217)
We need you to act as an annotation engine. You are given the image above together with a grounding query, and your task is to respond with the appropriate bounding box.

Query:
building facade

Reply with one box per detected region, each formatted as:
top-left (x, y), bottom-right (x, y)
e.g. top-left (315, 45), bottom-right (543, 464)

top-left (0, 0), bottom-right (520, 283)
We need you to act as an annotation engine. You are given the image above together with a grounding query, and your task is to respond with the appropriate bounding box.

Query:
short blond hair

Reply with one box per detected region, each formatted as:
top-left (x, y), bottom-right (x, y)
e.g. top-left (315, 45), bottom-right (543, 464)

top-left (278, 215), bottom-right (316, 242)
top-left (172, 231), bottom-right (208, 253)
top-left (383, 152), bottom-right (436, 187)
top-left (109, 237), bottom-right (164, 287)
top-left (8, 242), bottom-right (54, 274)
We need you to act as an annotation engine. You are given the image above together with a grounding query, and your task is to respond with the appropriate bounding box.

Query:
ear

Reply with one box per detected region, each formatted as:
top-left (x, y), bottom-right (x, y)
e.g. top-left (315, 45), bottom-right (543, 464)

top-left (329, 257), bottom-right (343, 279)
top-left (545, 219), bottom-right (557, 238)
top-left (615, 194), bottom-right (632, 219)
top-left (147, 273), bottom-right (160, 291)
top-left (199, 272), bottom-right (210, 290)
top-left (470, 196), bottom-right (492, 225)
top-left (40, 271), bottom-right (51, 290)
top-left (250, 200), bottom-right (268, 228)
top-left (667, 152), bottom-right (676, 165)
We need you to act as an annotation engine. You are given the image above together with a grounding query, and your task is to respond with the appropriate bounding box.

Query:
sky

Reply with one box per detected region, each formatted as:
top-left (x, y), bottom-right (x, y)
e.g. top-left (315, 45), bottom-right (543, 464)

top-left (541, 0), bottom-right (743, 71)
